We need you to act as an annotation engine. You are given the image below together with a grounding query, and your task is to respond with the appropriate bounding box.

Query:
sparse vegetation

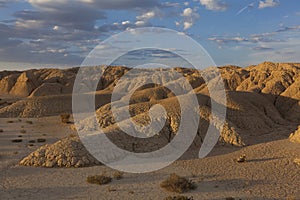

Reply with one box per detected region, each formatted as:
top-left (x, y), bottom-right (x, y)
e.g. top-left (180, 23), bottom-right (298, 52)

top-left (20, 129), bottom-right (26, 134)
top-left (60, 113), bottom-right (71, 124)
top-left (160, 173), bottom-right (196, 194)
top-left (37, 138), bottom-right (46, 143)
top-left (12, 139), bottom-right (23, 143)
top-left (86, 175), bottom-right (112, 185)
top-left (164, 195), bottom-right (194, 200)
top-left (113, 171), bottom-right (124, 180)
top-left (107, 186), bottom-right (117, 192)
top-left (225, 197), bottom-right (235, 200)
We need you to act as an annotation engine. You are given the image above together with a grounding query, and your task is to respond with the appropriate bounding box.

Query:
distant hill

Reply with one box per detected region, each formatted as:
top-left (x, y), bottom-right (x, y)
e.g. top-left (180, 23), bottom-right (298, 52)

top-left (0, 62), bottom-right (299, 147)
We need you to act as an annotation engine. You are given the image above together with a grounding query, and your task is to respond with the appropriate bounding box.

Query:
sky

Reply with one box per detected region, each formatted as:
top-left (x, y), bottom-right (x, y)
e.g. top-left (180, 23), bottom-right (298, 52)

top-left (0, 0), bottom-right (299, 70)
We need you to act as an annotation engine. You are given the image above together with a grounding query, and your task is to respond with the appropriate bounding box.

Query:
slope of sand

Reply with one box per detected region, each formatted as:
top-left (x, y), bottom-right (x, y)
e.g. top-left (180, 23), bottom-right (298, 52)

top-left (0, 118), bottom-right (299, 199)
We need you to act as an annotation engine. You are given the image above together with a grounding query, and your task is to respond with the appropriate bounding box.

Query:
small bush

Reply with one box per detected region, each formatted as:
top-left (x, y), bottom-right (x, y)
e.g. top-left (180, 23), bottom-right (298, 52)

top-left (160, 173), bottom-right (196, 194)
top-left (107, 186), bottom-right (117, 192)
top-left (60, 113), bottom-right (71, 124)
top-left (26, 121), bottom-right (33, 124)
top-left (12, 139), bottom-right (23, 143)
top-left (37, 138), bottom-right (46, 143)
top-left (113, 171), bottom-right (124, 180)
top-left (128, 191), bottom-right (134, 194)
top-left (87, 175), bottom-right (112, 185)
top-left (20, 129), bottom-right (26, 134)
top-left (164, 195), bottom-right (194, 200)
top-left (7, 120), bottom-right (14, 123)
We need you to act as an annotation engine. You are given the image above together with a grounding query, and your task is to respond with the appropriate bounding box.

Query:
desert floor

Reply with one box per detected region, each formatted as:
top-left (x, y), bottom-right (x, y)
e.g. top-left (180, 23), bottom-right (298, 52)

top-left (1, 117), bottom-right (300, 200)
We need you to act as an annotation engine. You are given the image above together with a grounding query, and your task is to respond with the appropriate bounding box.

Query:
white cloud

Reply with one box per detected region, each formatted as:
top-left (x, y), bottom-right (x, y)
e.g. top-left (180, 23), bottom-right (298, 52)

top-left (180, 7), bottom-right (199, 30)
top-left (258, 0), bottom-right (279, 9)
top-left (183, 22), bottom-right (193, 30)
top-left (199, 0), bottom-right (227, 11)
top-left (182, 8), bottom-right (193, 17)
top-left (136, 11), bottom-right (156, 21)
top-left (135, 21), bottom-right (146, 26)
top-left (122, 21), bottom-right (131, 25)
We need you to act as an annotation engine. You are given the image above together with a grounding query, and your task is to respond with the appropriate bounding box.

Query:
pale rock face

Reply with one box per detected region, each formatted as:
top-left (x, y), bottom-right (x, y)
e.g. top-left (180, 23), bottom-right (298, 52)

top-left (10, 71), bottom-right (39, 97)
top-left (30, 83), bottom-right (63, 97)
top-left (0, 74), bottom-right (20, 94)
top-left (289, 126), bottom-right (300, 144)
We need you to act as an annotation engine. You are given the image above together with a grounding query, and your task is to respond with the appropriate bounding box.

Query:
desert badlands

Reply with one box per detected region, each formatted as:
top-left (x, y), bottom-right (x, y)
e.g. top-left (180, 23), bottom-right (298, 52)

top-left (0, 62), bottom-right (300, 199)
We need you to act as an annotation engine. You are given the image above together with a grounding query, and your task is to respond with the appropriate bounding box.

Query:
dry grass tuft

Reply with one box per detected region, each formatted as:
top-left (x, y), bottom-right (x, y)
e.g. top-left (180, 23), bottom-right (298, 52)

top-left (11, 139), bottom-right (23, 143)
top-left (164, 195), bottom-right (194, 200)
top-left (160, 173), bottom-right (196, 194)
top-left (20, 129), bottom-right (26, 134)
top-left (225, 197), bottom-right (235, 200)
top-left (60, 113), bottom-right (71, 124)
top-left (37, 138), bottom-right (46, 143)
top-left (87, 175), bottom-right (112, 185)
top-left (113, 171), bottom-right (124, 180)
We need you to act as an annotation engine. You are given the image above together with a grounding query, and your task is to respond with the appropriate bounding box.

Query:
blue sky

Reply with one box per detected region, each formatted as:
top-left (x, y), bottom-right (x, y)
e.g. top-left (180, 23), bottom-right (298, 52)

top-left (0, 0), bottom-right (299, 70)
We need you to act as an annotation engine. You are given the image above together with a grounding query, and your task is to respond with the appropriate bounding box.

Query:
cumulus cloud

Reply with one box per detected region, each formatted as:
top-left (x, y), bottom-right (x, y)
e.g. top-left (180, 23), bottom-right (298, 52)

top-left (199, 0), bottom-right (227, 11)
top-left (258, 0), bottom-right (279, 9)
top-left (180, 7), bottom-right (199, 30)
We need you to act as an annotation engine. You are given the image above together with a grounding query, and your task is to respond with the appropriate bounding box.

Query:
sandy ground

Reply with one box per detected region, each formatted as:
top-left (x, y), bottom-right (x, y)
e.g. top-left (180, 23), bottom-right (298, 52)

top-left (1, 117), bottom-right (300, 200)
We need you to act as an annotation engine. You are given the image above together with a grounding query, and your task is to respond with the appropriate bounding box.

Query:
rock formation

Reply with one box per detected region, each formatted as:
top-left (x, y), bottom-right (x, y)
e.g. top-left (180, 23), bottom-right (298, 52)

top-left (20, 136), bottom-right (101, 168)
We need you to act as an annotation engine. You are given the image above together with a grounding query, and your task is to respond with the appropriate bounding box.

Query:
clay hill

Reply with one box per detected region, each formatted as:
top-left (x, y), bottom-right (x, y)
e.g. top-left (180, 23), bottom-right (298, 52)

top-left (0, 62), bottom-right (300, 167)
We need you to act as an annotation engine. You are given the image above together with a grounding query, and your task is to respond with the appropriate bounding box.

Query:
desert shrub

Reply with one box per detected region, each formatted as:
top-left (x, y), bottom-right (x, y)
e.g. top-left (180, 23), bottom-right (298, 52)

top-left (164, 195), bottom-right (193, 200)
top-left (60, 113), bottom-right (71, 124)
top-left (37, 138), bottom-right (46, 143)
top-left (107, 186), bottom-right (117, 192)
top-left (12, 139), bottom-right (23, 143)
top-left (160, 173), bottom-right (196, 194)
top-left (20, 129), bottom-right (26, 134)
top-left (87, 175), bottom-right (112, 185)
top-left (113, 171), bottom-right (124, 180)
